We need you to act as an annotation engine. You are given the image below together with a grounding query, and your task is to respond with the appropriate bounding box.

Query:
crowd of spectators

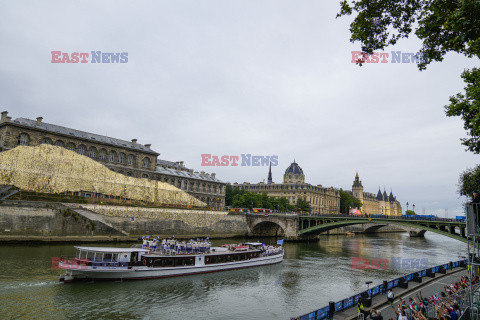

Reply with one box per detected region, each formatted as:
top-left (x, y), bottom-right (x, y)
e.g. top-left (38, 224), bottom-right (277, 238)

top-left (389, 275), bottom-right (479, 320)
top-left (360, 275), bottom-right (479, 320)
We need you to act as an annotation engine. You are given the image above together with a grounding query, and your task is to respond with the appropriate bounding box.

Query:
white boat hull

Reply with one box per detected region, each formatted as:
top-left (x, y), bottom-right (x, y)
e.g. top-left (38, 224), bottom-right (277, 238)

top-left (62, 253), bottom-right (283, 282)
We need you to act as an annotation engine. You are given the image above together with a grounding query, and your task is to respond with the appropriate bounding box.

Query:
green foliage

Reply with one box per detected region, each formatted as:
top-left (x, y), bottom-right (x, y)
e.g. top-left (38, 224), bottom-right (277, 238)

top-left (296, 198), bottom-right (312, 213)
top-left (339, 189), bottom-right (362, 214)
top-left (225, 184), bottom-right (245, 206)
top-left (445, 68), bottom-right (480, 154)
top-left (405, 210), bottom-right (416, 215)
top-left (337, 0), bottom-right (480, 70)
top-left (227, 186), bottom-right (299, 212)
top-left (458, 164), bottom-right (480, 198)
top-left (337, 0), bottom-right (480, 154)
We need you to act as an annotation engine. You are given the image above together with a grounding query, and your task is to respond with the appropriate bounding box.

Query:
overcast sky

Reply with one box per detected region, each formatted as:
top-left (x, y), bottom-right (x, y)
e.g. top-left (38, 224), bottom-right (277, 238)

top-left (1, 1), bottom-right (478, 216)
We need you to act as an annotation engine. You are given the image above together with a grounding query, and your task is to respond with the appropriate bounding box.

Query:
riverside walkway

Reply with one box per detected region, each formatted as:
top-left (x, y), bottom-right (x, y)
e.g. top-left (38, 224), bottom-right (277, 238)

top-left (292, 260), bottom-right (468, 320)
top-left (330, 268), bottom-right (467, 320)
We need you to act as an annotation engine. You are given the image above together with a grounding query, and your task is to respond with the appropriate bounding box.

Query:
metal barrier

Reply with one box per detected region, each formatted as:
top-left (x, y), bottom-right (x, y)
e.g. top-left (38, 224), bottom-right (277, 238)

top-left (291, 259), bottom-right (467, 320)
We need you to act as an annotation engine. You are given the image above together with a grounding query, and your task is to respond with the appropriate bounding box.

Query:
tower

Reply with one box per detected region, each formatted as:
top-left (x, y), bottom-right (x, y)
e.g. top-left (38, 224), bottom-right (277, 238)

top-left (352, 172), bottom-right (364, 205)
top-left (267, 162), bottom-right (273, 185)
top-left (283, 160), bottom-right (305, 184)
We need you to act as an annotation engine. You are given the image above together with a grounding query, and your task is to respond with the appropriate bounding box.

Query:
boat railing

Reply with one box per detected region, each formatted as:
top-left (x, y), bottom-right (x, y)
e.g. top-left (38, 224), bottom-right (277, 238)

top-left (58, 256), bottom-right (129, 269)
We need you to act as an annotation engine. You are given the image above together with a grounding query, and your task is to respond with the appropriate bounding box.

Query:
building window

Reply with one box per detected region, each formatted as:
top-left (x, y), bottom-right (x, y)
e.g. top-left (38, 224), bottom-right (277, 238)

top-left (19, 133), bottom-right (30, 146)
top-left (99, 149), bottom-right (107, 161)
top-left (66, 143), bottom-right (75, 151)
top-left (119, 153), bottom-right (126, 164)
top-left (142, 157), bottom-right (150, 168)
top-left (55, 140), bottom-right (64, 147)
top-left (78, 145), bottom-right (86, 155)
top-left (42, 138), bottom-right (53, 145)
top-left (88, 147), bottom-right (97, 159)
top-left (127, 155), bottom-right (134, 165)
top-left (109, 151), bottom-right (116, 162)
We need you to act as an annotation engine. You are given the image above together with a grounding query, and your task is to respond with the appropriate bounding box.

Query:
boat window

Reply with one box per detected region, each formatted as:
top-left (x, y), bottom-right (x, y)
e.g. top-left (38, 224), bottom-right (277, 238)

top-left (207, 256), bottom-right (218, 264)
top-left (131, 252), bottom-right (138, 263)
top-left (233, 254), bottom-right (240, 261)
top-left (165, 258), bottom-right (174, 267)
top-left (153, 259), bottom-right (163, 267)
top-left (80, 251), bottom-right (88, 259)
top-left (226, 255), bottom-right (232, 262)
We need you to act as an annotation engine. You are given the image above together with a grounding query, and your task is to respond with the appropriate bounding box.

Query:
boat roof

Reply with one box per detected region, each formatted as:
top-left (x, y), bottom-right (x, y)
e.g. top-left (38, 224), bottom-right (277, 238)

top-left (74, 246), bottom-right (149, 253)
top-left (244, 242), bottom-right (263, 246)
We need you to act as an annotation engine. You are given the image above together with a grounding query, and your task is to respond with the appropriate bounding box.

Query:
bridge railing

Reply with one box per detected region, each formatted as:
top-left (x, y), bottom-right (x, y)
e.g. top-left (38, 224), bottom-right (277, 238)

top-left (300, 213), bottom-right (465, 224)
top-left (291, 259), bottom-right (467, 320)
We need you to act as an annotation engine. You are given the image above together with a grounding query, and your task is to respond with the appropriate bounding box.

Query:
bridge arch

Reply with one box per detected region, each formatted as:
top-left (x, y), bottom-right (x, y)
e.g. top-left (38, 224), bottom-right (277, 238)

top-left (251, 221), bottom-right (285, 237)
top-left (298, 218), bottom-right (466, 243)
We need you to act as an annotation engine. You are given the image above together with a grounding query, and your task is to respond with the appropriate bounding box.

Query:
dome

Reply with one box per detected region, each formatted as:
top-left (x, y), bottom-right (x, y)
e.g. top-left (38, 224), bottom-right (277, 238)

top-left (285, 161), bottom-right (304, 176)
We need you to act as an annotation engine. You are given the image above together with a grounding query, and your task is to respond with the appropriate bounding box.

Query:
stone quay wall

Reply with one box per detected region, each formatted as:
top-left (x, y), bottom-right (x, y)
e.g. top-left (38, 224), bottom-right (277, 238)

top-left (0, 201), bottom-right (128, 242)
top-left (73, 204), bottom-right (249, 238)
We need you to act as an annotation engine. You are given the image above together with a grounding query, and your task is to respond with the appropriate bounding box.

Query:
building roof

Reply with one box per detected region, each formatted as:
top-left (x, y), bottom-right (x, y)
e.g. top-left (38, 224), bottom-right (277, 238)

top-left (10, 117), bottom-right (159, 155)
top-left (389, 191), bottom-right (395, 202)
top-left (376, 189), bottom-right (384, 201)
top-left (352, 172), bottom-right (363, 188)
top-left (155, 166), bottom-right (223, 183)
top-left (285, 161), bottom-right (304, 175)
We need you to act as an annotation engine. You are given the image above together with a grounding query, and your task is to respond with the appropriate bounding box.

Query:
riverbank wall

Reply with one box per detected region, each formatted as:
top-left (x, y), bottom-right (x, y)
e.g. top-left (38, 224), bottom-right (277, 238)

top-left (0, 201), bottom-right (406, 243)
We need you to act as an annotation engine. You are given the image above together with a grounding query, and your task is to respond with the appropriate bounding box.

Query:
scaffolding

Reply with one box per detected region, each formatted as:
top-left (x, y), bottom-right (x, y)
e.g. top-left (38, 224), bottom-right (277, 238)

top-left (465, 203), bottom-right (480, 319)
top-left (0, 145), bottom-right (206, 208)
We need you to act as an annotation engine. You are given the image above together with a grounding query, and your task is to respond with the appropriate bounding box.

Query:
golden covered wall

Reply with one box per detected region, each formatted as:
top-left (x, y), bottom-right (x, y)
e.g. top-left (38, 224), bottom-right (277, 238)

top-left (0, 145), bottom-right (205, 207)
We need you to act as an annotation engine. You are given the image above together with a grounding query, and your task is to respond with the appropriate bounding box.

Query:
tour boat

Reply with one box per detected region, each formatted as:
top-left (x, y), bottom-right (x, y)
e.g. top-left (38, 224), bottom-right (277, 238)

top-left (58, 240), bottom-right (284, 283)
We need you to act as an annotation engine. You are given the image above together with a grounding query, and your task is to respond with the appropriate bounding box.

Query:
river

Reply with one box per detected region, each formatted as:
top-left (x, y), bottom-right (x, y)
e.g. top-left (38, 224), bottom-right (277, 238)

top-left (0, 233), bottom-right (466, 320)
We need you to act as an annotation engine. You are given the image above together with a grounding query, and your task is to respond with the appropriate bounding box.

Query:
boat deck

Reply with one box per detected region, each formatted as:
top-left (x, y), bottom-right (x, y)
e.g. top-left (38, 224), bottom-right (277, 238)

top-left (144, 249), bottom-right (262, 258)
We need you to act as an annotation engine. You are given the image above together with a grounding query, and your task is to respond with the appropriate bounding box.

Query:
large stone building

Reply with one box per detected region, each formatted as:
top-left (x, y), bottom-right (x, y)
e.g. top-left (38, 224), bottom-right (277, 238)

top-left (351, 172), bottom-right (402, 216)
top-left (234, 161), bottom-right (340, 215)
top-left (0, 111), bottom-right (226, 209)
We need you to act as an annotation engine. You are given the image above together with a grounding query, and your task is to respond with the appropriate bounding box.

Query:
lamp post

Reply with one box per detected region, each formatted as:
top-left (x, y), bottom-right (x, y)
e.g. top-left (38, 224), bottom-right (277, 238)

top-left (412, 204), bottom-right (415, 214)
top-left (406, 202), bottom-right (409, 214)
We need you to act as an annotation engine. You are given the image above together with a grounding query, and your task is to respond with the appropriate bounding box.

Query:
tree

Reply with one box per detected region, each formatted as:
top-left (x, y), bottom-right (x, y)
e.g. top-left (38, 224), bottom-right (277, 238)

top-left (337, 0), bottom-right (480, 152)
top-left (405, 210), bottom-right (416, 215)
top-left (339, 189), bottom-right (362, 214)
top-left (337, 0), bottom-right (480, 70)
top-left (445, 68), bottom-right (480, 153)
top-left (225, 184), bottom-right (245, 207)
top-left (296, 198), bottom-right (312, 213)
top-left (458, 164), bottom-right (480, 198)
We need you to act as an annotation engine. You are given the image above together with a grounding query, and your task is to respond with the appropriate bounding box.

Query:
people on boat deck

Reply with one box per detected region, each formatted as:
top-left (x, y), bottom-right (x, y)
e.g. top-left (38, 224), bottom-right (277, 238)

top-left (139, 237), bottom-right (283, 256)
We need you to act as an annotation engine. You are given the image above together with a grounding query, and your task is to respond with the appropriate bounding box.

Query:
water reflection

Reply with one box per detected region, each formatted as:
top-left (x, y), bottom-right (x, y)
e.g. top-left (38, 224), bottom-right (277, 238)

top-left (0, 233), bottom-right (466, 320)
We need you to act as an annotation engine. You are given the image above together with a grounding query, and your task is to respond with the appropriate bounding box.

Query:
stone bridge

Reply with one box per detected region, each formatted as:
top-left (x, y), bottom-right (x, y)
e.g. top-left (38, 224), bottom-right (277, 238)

top-left (246, 214), bottom-right (467, 242)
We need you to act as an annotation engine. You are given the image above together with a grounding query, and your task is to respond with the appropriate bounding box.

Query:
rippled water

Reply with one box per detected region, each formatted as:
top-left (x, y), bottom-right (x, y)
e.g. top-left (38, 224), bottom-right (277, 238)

top-left (0, 233), bottom-right (466, 319)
